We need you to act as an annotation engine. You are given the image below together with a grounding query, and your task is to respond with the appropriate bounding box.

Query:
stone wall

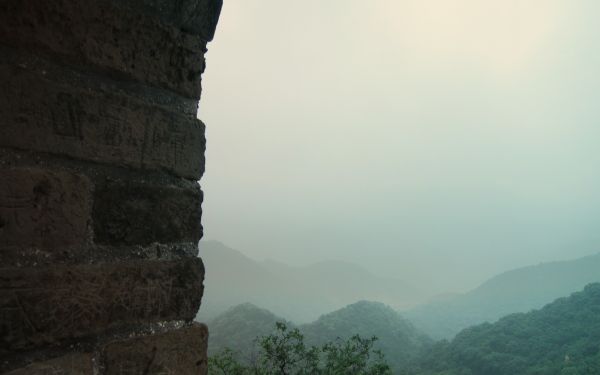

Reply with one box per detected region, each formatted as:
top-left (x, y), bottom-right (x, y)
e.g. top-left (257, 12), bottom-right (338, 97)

top-left (0, 0), bottom-right (222, 373)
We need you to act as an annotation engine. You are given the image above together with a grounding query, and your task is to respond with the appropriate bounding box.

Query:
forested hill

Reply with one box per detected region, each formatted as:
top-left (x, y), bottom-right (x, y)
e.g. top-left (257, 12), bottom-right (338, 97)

top-left (208, 300), bottom-right (432, 372)
top-left (208, 303), bottom-right (291, 359)
top-left (208, 285), bottom-right (600, 374)
top-left (301, 301), bottom-right (432, 372)
top-left (409, 283), bottom-right (600, 375)
top-left (405, 253), bottom-right (600, 339)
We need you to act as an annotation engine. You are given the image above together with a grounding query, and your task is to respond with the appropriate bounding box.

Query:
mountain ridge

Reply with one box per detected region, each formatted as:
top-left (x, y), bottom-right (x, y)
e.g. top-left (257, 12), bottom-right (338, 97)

top-left (404, 252), bottom-right (600, 339)
top-left (198, 240), bottom-right (420, 323)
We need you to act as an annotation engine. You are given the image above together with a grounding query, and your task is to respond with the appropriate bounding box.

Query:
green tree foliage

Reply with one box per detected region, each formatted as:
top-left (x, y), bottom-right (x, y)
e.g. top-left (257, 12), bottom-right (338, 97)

top-left (208, 301), bottom-right (431, 373)
top-left (208, 284), bottom-right (600, 374)
top-left (208, 322), bottom-right (392, 375)
top-left (302, 301), bottom-right (431, 371)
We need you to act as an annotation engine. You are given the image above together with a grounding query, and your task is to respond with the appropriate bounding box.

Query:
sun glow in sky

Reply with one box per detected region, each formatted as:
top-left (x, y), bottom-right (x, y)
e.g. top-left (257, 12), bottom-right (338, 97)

top-left (371, 1), bottom-right (565, 75)
top-left (200, 0), bottom-right (600, 294)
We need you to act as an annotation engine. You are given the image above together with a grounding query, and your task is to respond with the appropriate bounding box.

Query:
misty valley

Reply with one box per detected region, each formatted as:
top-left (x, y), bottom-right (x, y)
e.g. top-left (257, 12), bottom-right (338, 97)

top-left (194, 2), bottom-right (600, 373)
top-left (200, 241), bottom-right (600, 374)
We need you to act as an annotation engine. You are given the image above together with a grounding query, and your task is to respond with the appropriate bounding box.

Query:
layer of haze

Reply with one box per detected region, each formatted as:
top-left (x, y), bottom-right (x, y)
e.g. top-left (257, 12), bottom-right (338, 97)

top-left (199, 0), bottom-right (600, 295)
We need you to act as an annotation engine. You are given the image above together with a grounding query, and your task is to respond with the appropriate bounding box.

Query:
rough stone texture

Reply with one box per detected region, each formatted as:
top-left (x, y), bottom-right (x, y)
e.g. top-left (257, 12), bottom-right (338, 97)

top-left (103, 323), bottom-right (209, 374)
top-left (119, 0), bottom-right (223, 40)
top-left (93, 181), bottom-right (203, 246)
top-left (0, 259), bottom-right (204, 354)
top-left (0, 147), bottom-right (204, 268)
top-left (0, 0), bottom-right (213, 98)
top-left (0, 168), bottom-right (92, 251)
top-left (0, 0), bottom-right (220, 372)
top-left (0, 52), bottom-right (206, 179)
top-left (4, 353), bottom-right (94, 375)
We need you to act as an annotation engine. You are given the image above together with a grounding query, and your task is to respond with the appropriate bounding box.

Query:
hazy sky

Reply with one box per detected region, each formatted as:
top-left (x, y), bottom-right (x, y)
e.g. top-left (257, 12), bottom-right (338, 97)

top-left (199, 0), bottom-right (600, 293)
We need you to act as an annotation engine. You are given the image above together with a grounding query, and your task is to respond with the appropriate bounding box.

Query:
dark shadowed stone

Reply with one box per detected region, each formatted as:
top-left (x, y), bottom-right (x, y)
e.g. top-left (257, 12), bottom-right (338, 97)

top-left (103, 323), bottom-right (208, 375)
top-left (0, 0), bottom-right (218, 370)
top-left (0, 168), bottom-right (91, 251)
top-left (0, 0), bottom-right (208, 98)
top-left (4, 353), bottom-right (94, 375)
top-left (93, 181), bottom-right (203, 246)
top-left (118, 0), bottom-right (223, 41)
top-left (0, 56), bottom-right (205, 180)
top-left (0, 258), bottom-right (204, 354)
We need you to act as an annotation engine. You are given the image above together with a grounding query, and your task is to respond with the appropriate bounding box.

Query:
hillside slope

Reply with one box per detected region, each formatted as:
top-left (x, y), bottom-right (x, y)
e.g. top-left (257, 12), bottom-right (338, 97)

top-left (405, 253), bottom-right (600, 339)
top-left (410, 283), bottom-right (600, 375)
top-left (208, 303), bottom-right (290, 359)
top-left (301, 301), bottom-right (432, 371)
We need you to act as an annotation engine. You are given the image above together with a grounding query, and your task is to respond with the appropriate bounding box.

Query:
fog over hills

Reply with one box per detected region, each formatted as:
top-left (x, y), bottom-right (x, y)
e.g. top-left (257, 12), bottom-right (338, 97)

top-left (197, 240), bottom-right (421, 323)
top-left (203, 0), bottom-right (600, 296)
top-left (208, 284), bottom-right (600, 374)
top-left (202, 243), bottom-right (600, 373)
top-left (197, 2), bottom-right (600, 373)
top-left (198, 240), bottom-right (600, 331)
top-left (404, 252), bottom-right (600, 339)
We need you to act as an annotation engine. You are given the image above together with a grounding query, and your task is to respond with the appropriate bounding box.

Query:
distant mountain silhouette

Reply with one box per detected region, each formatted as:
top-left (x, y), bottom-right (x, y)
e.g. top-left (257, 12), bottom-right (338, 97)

top-left (404, 252), bottom-right (600, 339)
top-left (197, 240), bottom-right (420, 323)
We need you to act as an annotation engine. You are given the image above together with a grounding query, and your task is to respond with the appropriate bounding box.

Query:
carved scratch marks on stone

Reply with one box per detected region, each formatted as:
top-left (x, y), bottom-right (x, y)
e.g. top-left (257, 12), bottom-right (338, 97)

top-left (92, 181), bottom-right (202, 246)
top-left (103, 324), bottom-right (208, 375)
top-left (52, 93), bottom-right (84, 140)
top-left (0, 61), bottom-right (206, 179)
top-left (0, 259), bottom-right (204, 352)
top-left (0, 168), bottom-right (91, 250)
top-left (0, 0), bottom-right (208, 98)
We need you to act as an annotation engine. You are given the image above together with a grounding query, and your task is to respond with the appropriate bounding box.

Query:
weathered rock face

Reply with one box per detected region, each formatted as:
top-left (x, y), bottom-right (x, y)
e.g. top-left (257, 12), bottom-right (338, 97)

top-left (0, 0), bottom-right (221, 373)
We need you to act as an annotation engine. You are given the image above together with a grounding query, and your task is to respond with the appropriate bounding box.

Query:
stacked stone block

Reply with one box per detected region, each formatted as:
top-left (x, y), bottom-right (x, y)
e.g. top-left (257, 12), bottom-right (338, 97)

top-left (0, 0), bottom-right (221, 373)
